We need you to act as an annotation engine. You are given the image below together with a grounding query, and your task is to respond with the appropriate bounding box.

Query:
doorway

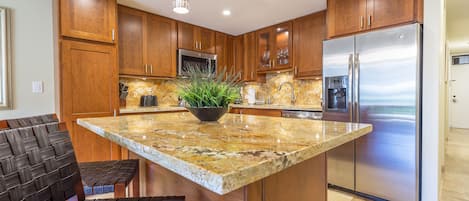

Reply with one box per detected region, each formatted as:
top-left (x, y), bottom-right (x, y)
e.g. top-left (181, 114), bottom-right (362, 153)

top-left (449, 57), bottom-right (469, 129)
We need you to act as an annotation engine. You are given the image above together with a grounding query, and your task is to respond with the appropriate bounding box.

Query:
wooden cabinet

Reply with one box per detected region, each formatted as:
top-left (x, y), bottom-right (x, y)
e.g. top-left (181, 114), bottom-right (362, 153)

top-left (60, 40), bottom-right (119, 162)
top-left (216, 32), bottom-right (228, 75)
top-left (146, 14), bottom-right (177, 77)
top-left (118, 6), bottom-right (177, 78)
top-left (178, 22), bottom-right (216, 54)
top-left (243, 32), bottom-right (264, 82)
top-left (327, 0), bottom-right (423, 38)
top-left (60, 0), bottom-right (117, 43)
top-left (293, 11), bottom-right (326, 79)
top-left (257, 22), bottom-right (293, 72)
top-left (230, 108), bottom-right (282, 117)
top-left (233, 36), bottom-right (244, 80)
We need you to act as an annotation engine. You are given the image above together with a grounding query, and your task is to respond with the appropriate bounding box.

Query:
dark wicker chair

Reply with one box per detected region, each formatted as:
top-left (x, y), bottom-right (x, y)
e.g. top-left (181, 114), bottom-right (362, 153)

top-left (0, 122), bottom-right (184, 201)
top-left (0, 115), bottom-right (145, 198)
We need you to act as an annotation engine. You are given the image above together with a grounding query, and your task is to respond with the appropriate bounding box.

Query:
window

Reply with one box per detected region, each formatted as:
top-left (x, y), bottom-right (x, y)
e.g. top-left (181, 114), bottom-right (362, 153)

top-left (0, 7), bottom-right (11, 109)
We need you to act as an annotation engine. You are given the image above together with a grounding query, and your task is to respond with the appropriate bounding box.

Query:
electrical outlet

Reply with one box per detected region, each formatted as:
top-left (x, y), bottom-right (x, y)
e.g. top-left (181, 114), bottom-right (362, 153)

top-left (32, 81), bottom-right (44, 93)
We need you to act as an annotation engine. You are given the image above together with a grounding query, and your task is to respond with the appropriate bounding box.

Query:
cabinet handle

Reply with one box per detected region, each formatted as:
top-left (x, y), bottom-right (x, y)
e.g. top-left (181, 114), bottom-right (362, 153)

top-left (360, 16), bottom-right (364, 29)
top-left (295, 66), bottom-right (298, 75)
top-left (199, 41), bottom-right (202, 50)
top-left (113, 109), bottom-right (117, 117)
top-left (368, 15), bottom-right (372, 27)
top-left (112, 29), bottom-right (115, 41)
top-left (272, 59), bottom-right (276, 68)
top-left (195, 41), bottom-right (198, 49)
top-left (150, 64), bottom-right (153, 74)
top-left (144, 64), bottom-right (148, 74)
top-left (251, 71), bottom-right (254, 79)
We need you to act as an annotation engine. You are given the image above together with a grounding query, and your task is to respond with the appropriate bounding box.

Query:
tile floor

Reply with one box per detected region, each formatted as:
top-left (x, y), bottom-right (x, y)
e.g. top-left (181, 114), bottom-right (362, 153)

top-left (441, 128), bottom-right (469, 201)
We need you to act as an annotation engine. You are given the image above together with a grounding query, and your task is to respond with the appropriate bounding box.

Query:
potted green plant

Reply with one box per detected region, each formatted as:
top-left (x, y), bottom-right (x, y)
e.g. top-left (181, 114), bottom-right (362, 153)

top-left (178, 68), bottom-right (242, 121)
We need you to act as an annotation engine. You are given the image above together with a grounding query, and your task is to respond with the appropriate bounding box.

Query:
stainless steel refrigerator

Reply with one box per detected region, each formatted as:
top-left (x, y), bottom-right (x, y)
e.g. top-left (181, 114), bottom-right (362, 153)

top-left (323, 23), bottom-right (421, 201)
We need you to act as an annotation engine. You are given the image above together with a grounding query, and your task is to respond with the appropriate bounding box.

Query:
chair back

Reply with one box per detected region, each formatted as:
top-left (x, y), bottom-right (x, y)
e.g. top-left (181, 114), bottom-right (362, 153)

top-left (1, 114), bottom-right (58, 130)
top-left (0, 122), bottom-right (84, 201)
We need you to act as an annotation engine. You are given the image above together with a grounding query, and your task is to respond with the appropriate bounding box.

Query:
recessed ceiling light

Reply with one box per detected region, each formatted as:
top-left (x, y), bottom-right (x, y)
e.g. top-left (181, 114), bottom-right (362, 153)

top-left (173, 0), bottom-right (190, 14)
top-left (222, 10), bottom-right (231, 16)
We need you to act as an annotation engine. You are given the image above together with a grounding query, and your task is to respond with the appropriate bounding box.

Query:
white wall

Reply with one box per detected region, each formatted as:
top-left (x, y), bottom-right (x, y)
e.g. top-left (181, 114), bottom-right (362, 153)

top-left (422, 0), bottom-right (446, 200)
top-left (0, 0), bottom-right (56, 119)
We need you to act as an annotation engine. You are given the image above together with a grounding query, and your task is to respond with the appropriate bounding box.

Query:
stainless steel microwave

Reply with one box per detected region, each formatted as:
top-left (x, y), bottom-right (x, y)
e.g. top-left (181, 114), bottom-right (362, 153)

top-left (177, 49), bottom-right (217, 77)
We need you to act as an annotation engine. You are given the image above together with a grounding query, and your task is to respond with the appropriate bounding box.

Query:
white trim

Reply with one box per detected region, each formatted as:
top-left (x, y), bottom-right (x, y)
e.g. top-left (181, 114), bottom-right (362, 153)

top-left (0, 7), bottom-right (11, 110)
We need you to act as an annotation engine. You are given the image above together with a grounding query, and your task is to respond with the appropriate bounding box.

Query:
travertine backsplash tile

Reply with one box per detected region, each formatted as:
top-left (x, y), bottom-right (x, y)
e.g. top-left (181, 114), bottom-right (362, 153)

top-left (242, 72), bottom-right (323, 107)
top-left (120, 78), bottom-right (179, 107)
top-left (121, 72), bottom-right (322, 107)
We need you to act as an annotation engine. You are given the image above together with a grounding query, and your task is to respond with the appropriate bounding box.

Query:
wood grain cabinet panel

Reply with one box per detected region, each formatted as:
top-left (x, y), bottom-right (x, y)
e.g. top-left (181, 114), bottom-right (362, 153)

top-left (256, 22), bottom-right (293, 73)
top-left (216, 32), bottom-right (228, 74)
top-left (178, 23), bottom-right (216, 54)
top-left (60, 0), bottom-right (117, 43)
top-left (118, 6), bottom-right (146, 76)
top-left (243, 32), bottom-right (260, 82)
top-left (233, 36), bottom-right (244, 80)
top-left (119, 6), bottom-right (177, 78)
top-left (327, 0), bottom-right (366, 38)
top-left (177, 22), bottom-right (197, 50)
top-left (146, 15), bottom-right (177, 77)
top-left (61, 40), bottom-right (119, 162)
top-left (327, 0), bottom-right (423, 38)
top-left (230, 108), bottom-right (282, 117)
top-left (293, 11), bottom-right (326, 79)
top-left (198, 27), bottom-right (216, 54)
top-left (367, 0), bottom-right (415, 29)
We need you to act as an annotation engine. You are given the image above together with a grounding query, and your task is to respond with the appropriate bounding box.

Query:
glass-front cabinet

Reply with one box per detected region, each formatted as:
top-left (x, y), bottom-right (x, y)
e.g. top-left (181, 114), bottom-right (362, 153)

top-left (257, 22), bottom-right (293, 72)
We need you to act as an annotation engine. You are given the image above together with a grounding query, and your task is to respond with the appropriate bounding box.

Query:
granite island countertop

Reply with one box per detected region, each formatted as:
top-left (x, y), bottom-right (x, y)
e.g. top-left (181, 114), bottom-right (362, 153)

top-left (77, 113), bottom-right (372, 195)
top-left (229, 104), bottom-right (322, 112)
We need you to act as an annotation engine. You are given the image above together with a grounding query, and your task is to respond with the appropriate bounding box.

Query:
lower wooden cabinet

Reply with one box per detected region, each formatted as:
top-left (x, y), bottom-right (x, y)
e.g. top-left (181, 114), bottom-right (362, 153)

top-left (230, 108), bottom-right (282, 117)
top-left (61, 39), bottom-right (119, 162)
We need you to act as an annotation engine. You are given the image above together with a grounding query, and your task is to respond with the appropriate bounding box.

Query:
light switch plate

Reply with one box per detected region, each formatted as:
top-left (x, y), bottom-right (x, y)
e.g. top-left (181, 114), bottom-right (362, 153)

top-left (32, 81), bottom-right (44, 93)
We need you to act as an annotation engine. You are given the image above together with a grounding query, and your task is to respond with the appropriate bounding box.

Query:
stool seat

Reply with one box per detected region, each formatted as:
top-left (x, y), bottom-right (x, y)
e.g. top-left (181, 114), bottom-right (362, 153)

top-left (80, 160), bottom-right (139, 195)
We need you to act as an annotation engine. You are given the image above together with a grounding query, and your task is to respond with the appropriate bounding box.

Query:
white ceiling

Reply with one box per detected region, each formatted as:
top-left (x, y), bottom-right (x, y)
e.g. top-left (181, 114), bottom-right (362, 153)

top-left (447, 0), bottom-right (469, 53)
top-left (117, 0), bottom-right (327, 36)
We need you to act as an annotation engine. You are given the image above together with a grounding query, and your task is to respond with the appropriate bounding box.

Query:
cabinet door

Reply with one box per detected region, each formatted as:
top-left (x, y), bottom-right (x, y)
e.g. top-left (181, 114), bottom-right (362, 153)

top-left (118, 6), bottom-right (146, 76)
top-left (226, 36), bottom-right (235, 76)
top-left (257, 28), bottom-right (274, 71)
top-left (273, 22), bottom-right (293, 70)
top-left (60, 0), bottom-right (117, 43)
top-left (147, 15), bottom-right (177, 78)
top-left (199, 28), bottom-right (216, 54)
top-left (244, 32), bottom-right (258, 81)
top-left (178, 22), bottom-right (196, 50)
top-left (367, 0), bottom-right (415, 29)
top-left (216, 32), bottom-right (228, 75)
top-left (61, 40), bottom-right (119, 162)
top-left (233, 36), bottom-right (244, 80)
top-left (327, 0), bottom-right (366, 38)
top-left (293, 11), bottom-right (326, 79)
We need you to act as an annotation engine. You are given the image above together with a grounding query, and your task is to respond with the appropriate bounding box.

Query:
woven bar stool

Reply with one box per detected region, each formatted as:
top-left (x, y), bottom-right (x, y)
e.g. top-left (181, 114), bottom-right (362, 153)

top-left (0, 123), bottom-right (184, 201)
top-left (0, 115), bottom-right (142, 198)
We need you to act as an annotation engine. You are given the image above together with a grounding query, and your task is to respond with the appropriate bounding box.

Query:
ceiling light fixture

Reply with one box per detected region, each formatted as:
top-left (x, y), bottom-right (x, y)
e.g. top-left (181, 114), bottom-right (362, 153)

top-left (222, 10), bottom-right (231, 16)
top-left (173, 0), bottom-right (189, 14)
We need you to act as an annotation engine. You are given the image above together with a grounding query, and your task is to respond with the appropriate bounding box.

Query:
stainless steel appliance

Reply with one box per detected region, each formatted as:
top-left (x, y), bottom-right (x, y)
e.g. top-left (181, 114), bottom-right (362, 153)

top-left (323, 23), bottom-right (422, 201)
top-left (281, 110), bottom-right (322, 120)
top-left (177, 49), bottom-right (217, 77)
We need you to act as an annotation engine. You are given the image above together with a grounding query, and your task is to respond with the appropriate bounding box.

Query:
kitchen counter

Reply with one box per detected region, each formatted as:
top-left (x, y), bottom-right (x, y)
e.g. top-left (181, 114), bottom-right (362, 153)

top-left (119, 106), bottom-right (187, 114)
top-left (230, 103), bottom-right (322, 112)
top-left (77, 112), bottom-right (371, 197)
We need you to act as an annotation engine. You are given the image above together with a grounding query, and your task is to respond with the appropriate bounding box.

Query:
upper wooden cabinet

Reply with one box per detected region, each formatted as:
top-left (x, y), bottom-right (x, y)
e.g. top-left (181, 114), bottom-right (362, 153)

top-left (293, 11), bottom-right (326, 79)
top-left (233, 36), bottom-right (244, 80)
top-left (216, 32), bottom-right (234, 78)
top-left (60, 0), bottom-right (117, 43)
top-left (178, 23), bottom-right (216, 54)
top-left (327, 0), bottom-right (423, 38)
top-left (243, 32), bottom-right (259, 82)
top-left (118, 6), bottom-right (177, 78)
top-left (257, 22), bottom-right (293, 72)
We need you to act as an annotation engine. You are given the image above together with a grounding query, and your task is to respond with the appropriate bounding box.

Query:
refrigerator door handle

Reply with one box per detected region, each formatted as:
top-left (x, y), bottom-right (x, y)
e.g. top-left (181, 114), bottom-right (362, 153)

top-left (354, 53), bottom-right (360, 123)
top-left (348, 54), bottom-right (354, 122)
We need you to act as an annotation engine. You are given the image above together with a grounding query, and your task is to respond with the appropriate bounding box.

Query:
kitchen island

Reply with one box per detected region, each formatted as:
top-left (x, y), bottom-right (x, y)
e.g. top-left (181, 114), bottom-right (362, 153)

top-left (77, 112), bottom-right (372, 201)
